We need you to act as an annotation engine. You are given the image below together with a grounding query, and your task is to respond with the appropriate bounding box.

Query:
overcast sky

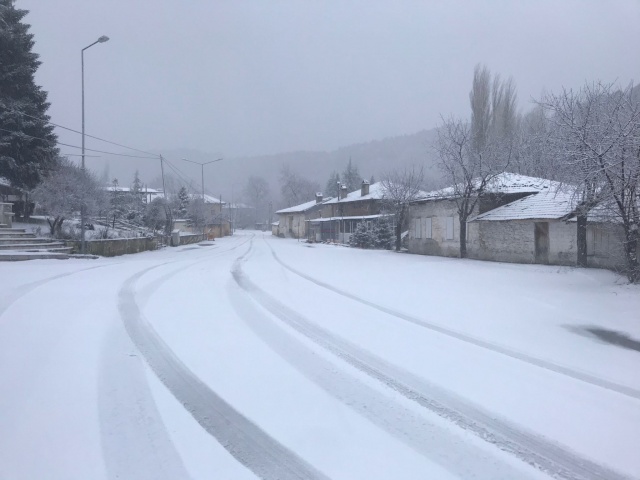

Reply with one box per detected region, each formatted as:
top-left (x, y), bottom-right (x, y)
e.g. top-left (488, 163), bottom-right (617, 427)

top-left (18, 0), bottom-right (640, 159)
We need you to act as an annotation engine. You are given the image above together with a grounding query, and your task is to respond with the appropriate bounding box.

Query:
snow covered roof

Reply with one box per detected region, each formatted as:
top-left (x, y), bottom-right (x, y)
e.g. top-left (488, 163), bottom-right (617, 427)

top-left (0, 177), bottom-right (10, 187)
top-left (103, 186), bottom-right (162, 193)
top-left (419, 173), bottom-right (561, 201)
top-left (309, 213), bottom-right (393, 223)
top-left (471, 189), bottom-right (577, 222)
top-left (276, 197), bottom-right (333, 214)
top-left (322, 182), bottom-right (389, 204)
top-left (188, 193), bottom-right (224, 204)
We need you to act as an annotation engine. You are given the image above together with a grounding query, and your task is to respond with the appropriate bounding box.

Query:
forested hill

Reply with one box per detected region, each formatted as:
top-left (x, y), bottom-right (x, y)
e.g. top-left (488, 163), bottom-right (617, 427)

top-left (96, 127), bottom-right (441, 201)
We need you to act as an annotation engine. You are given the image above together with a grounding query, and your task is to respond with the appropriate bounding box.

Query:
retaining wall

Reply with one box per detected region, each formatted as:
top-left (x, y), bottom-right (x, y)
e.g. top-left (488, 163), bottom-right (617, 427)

top-left (66, 237), bottom-right (158, 257)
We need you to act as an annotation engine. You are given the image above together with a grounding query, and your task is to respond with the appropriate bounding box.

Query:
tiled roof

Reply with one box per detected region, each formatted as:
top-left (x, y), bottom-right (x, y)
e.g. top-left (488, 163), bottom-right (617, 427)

top-left (188, 193), bottom-right (224, 204)
top-left (419, 173), bottom-right (562, 201)
top-left (471, 189), bottom-right (577, 221)
top-left (323, 182), bottom-right (388, 204)
top-left (276, 197), bottom-right (333, 214)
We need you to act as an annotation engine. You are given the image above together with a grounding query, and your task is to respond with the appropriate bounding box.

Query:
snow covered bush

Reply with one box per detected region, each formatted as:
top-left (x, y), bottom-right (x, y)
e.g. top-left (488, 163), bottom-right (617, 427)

top-left (373, 220), bottom-right (394, 250)
top-left (349, 222), bottom-right (373, 248)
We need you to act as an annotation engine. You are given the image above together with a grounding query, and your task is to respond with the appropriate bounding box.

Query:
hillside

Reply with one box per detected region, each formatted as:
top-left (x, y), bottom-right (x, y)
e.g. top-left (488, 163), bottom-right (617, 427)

top-left (92, 128), bottom-right (441, 205)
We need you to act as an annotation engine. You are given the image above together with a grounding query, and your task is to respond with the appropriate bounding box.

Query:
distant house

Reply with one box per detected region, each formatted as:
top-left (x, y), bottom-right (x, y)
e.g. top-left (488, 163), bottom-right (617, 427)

top-left (407, 173), bottom-right (624, 269)
top-left (407, 173), bottom-right (551, 258)
top-left (103, 185), bottom-right (163, 204)
top-left (176, 194), bottom-right (231, 238)
top-left (308, 181), bottom-right (391, 243)
top-left (275, 193), bottom-right (330, 238)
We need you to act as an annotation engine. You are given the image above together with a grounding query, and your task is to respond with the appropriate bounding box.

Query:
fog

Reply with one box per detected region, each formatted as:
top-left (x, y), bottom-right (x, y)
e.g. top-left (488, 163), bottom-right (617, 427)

top-left (18, 0), bottom-right (640, 200)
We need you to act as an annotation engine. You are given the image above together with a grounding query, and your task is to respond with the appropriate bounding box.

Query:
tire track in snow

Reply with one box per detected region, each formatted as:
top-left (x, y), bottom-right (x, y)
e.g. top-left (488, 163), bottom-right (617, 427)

top-left (233, 246), bottom-right (633, 480)
top-left (99, 319), bottom-right (194, 480)
top-left (99, 237), bottom-right (253, 479)
top-left (118, 253), bottom-right (329, 480)
top-left (266, 241), bottom-right (640, 402)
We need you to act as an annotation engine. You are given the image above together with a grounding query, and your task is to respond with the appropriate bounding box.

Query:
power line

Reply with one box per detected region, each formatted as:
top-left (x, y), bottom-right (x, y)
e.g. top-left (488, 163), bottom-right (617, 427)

top-left (8, 108), bottom-right (159, 158)
top-left (0, 127), bottom-right (158, 159)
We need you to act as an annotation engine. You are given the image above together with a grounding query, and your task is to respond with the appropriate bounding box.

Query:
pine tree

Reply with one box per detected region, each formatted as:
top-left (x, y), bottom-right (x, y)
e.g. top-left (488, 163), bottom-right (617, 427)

top-left (341, 158), bottom-right (361, 192)
top-left (349, 222), bottom-right (374, 249)
top-left (374, 220), bottom-right (394, 250)
top-left (108, 178), bottom-right (127, 227)
top-left (126, 170), bottom-right (144, 224)
top-left (176, 186), bottom-right (190, 218)
top-left (325, 171), bottom-right (340, 198)
top-left (0, 1), bottom-right (58, 190)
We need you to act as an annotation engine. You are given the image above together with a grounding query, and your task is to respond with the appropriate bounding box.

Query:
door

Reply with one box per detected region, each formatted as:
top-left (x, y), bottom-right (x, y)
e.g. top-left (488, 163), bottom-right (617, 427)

top-left (534, 222), bottom-right (549, 264)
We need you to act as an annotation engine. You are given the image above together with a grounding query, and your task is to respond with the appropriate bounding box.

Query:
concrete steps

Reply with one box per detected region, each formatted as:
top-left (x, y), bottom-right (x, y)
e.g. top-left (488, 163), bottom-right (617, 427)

top-left (0, 237), bottom-right (52, 245)
top-left (0, 226), bottom-right (75, 261)
top-left (0, 242), bottom-right (68, 250)
top-left (0, 251), bottom-right (70, 261)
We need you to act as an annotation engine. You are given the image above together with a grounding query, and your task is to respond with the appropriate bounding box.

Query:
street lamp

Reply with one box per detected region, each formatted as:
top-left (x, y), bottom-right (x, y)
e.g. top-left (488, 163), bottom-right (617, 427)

top-left (182, 158), bottom-right (223, 237)
top-left (80, 35), bottom-right (109, 254)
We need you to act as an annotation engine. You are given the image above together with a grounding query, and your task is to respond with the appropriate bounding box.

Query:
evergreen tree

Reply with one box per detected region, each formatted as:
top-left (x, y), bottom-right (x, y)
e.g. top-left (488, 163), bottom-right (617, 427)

top-left (108, 178), bottom-right (127, 227)
top-left (325, 171), bottom-right (340, 198)
top-left (349, 222), bottom-right (374, 249)
top-left (126, 170), bottom-right (144, 224)
top-left (175, 186), bottom-right (190, 219)
top-left (0, 1), bottom-right (58, 190)
top-left (341, 158), bottom-right (361, 192)
top-left (374, 220), bottom-right (394, 250)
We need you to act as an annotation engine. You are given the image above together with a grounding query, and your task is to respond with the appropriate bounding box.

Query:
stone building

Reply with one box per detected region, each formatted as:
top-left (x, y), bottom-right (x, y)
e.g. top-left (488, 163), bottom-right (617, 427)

top-left (407, 173), bottom-right (625, 269)
top-left (308, 181), bottom-right (391, 243)
top-left (275, 193), bottom-right (330, 239)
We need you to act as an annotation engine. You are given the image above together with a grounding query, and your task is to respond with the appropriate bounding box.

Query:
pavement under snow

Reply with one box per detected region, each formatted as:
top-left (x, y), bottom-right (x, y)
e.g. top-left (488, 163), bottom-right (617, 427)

top-left (0, 231), bottom-right (638, 480)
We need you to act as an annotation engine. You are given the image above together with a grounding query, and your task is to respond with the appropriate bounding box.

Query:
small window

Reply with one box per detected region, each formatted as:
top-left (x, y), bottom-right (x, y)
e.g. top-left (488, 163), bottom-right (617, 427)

top-left (414, 218), bottom-right (422, 239)
top-left (445, 216), bottom-right (454, 240)
top-left (423, 217), bottom-right (432, 239)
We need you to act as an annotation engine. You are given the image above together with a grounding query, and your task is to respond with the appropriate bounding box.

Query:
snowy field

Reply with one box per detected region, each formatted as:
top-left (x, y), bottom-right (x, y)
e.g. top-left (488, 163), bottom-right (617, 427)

top-left (0, 230), bottom-right (638, 480)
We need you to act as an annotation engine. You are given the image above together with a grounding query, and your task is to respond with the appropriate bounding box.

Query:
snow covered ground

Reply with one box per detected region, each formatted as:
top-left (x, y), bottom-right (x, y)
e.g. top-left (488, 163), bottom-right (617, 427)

top-left (0, 231), bottom-right (638, 480)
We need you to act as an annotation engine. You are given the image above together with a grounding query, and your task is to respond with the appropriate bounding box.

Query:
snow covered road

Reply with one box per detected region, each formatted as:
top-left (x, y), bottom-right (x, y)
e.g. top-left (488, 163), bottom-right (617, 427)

top-left (1, 231), bottom-right (638, 479)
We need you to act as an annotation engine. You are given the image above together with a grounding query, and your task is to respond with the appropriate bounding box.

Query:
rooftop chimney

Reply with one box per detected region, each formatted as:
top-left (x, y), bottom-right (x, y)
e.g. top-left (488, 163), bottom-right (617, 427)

top-left (340, 185), bottom-right (348, 200)
top-left (315, 192), bottom-right (323, 204)
top-left (361, 180), bottom-right (370, 197)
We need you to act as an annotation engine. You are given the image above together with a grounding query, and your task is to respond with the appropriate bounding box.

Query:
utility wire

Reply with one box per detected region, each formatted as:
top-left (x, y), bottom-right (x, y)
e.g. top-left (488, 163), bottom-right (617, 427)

top-left (0, 127), bottom-right (158, 159)
top-left (7, 109), bottom-right (159, 158)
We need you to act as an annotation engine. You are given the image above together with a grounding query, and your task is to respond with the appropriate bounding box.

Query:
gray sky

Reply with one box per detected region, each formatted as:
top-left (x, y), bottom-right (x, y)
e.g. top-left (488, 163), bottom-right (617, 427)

top-left (19, 0), bottom-right (640, 158)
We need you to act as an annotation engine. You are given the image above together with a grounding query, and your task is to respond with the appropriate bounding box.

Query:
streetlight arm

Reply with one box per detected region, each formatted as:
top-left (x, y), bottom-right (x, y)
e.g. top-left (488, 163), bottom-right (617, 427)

top-left (82, 35), bottom-right (109, 52)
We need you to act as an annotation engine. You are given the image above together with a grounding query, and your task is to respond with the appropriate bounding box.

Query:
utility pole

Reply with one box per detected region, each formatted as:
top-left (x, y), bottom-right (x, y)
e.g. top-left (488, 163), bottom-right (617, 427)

top-left (80, 35), bottom-right (109, 254)
top-left (182, 157), bottom-right (223, 239)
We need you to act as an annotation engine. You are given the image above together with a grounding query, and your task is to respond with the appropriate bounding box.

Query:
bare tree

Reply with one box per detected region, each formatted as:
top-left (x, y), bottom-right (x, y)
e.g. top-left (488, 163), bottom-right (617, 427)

top-left (436, 65), bottom-right (519, 258)
top-left (32, 158), bottom-right (104, 237)
top-left (435, 117), bottom-right (513, 257)
top-left (279, 164), bottom-right (319, 207)
top-left (515, 105), bottom-right (556, 179)
top-left (539, 82), bottom-right (640, 279)
top-left (381, 166), bottom-right (425, 251)
top-left (244, 175), bottom-right (271, 225)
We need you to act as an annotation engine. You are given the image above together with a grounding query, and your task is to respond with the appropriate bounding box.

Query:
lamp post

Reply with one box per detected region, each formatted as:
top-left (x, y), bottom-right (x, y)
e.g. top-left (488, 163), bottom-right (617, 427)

top-left (182, 158), bottom-right (223, 237)
top-left (80, 35), bottom-right (109, 254)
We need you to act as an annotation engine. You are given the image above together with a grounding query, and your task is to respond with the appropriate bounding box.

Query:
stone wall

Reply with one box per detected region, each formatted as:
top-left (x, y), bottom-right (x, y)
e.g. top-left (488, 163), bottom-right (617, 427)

top-left (66, 237), bottom-right (158, 256)
top-left (179, 234), bottom-right (205, 245)
top-left (407, 199), bottom-right (473, 258)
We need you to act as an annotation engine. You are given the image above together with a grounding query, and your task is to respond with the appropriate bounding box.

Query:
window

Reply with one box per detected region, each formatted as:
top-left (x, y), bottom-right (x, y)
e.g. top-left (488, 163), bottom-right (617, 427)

top-left (423, 217), bottom-right (432, 239)
top-left (445, 216), bottom-right (454, 240)
top-left (414, 218), bottom-right (422, 239)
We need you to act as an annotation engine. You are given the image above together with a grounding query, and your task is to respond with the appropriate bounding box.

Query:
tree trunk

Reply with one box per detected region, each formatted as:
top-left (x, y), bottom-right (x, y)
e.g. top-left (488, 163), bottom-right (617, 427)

top-left (54, 217), bottom-right (64, 238)
top-left (459, 216), bottom-right (467, 258)
top-left (576, 214), bottom-right (588, 267)
top-left (395, 208), bottom-right (405, 251)
top-left (624, 223), bottom-right (639, 283)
